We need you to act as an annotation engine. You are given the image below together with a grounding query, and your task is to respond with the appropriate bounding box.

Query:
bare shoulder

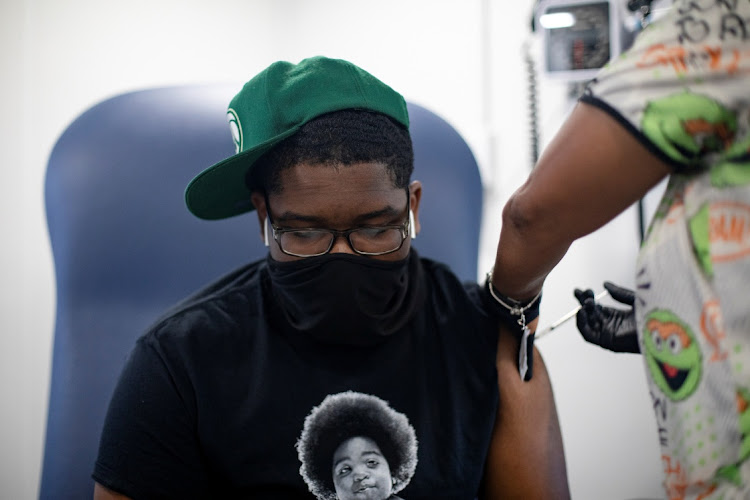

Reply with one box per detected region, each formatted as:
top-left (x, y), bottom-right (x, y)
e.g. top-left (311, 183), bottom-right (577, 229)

top-left (494, 325), bottom-right (559, 420)
top-left (94, 483), bottom-right (132, 500)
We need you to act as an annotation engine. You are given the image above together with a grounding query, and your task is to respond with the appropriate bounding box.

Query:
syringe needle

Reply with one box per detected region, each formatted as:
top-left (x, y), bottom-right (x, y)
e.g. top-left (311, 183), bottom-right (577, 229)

top-left (536, 290), bottom-right (609, 340)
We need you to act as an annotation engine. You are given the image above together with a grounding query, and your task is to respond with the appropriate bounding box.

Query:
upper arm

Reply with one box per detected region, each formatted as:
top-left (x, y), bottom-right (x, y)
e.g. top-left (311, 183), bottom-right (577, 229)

top-left (94, 483), bottom-right (132, 500)
top-left (492, 101), bottom-right (672, 298)
top-left (481, 323), bottom-right (570, 499)
top-left (509, 101), bottom-right (671, 241)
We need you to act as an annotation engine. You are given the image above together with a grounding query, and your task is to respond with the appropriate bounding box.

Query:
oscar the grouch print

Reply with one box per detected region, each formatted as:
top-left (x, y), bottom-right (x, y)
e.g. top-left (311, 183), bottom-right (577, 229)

top-left (643, 309), bottom-right (703, 402)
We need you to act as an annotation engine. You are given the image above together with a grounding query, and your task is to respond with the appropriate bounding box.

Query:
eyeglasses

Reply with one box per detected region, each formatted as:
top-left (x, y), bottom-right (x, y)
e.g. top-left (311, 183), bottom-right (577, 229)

top-left (266, 200), bottom-right (412, 258)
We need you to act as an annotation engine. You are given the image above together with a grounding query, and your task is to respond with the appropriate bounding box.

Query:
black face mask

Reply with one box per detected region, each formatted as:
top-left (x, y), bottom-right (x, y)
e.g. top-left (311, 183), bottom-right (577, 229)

top-left (264, 251), bottom-right (424, 346)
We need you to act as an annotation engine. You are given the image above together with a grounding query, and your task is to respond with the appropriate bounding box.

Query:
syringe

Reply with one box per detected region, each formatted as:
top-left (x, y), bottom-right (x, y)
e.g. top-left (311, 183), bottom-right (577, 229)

top-left (536, 290), bottom-right (609, 340)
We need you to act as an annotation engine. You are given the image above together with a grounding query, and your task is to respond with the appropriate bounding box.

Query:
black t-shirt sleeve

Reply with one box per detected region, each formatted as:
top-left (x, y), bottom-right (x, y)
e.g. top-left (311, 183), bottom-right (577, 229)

top-left (423, 258), bottom-right (499, 353)
top-left (92, 334), bottom-right (209, 499)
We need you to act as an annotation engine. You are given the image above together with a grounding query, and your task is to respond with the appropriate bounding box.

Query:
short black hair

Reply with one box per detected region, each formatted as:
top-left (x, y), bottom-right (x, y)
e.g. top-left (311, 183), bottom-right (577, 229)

top-left (247, 109), bottom-right (414, 194)
top-left (296, 391), bottom-right (418, 500)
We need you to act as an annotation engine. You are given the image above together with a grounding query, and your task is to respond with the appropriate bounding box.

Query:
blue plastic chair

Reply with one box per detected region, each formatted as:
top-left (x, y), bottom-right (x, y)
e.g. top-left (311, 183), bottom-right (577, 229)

top-left (40, 85), bottom-right (483, 499)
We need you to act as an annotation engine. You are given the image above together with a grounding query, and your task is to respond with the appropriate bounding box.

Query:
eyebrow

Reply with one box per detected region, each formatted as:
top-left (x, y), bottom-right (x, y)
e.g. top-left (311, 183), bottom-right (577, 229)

top-left (273, 205), bottom-right (403, 226)
top-left (333, 450), bottom-right (384, 468)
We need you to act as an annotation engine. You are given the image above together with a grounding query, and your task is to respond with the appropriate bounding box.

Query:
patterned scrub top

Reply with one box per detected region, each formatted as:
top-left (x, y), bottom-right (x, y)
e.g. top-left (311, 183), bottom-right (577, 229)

top-left (581, 1), bottom-right (750, 498)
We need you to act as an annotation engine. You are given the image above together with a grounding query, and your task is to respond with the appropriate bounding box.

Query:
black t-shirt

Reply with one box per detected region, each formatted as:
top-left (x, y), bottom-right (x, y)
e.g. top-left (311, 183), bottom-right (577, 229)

top-left (93, 255), bottom-right (499, 499)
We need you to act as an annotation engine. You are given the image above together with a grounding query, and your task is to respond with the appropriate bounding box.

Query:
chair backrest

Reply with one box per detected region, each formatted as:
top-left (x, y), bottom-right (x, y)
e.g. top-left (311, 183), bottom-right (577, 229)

top-left (40, 85), bottom-right (483, 499)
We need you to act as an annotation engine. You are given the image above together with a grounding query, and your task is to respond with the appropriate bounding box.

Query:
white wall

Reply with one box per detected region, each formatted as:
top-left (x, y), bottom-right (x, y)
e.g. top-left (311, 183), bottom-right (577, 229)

top-left (0, 0), bottom-right (664, 498)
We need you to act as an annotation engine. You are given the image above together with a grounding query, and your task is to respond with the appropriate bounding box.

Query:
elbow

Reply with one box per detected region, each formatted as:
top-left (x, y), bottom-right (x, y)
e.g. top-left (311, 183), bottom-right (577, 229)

top-left (501, 183), bottom-right (581, 248)
top-left (502, 188), bottom-right (545, 240)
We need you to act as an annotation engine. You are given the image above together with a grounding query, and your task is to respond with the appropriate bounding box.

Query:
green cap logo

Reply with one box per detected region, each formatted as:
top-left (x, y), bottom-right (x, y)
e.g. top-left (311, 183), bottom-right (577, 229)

top-left (227, 108), bottom-right (242, 154)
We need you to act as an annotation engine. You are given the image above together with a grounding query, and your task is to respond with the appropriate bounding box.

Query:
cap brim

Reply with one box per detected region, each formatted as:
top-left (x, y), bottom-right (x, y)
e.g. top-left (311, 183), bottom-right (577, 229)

top-left (185, 127), bottom-right (300, 220)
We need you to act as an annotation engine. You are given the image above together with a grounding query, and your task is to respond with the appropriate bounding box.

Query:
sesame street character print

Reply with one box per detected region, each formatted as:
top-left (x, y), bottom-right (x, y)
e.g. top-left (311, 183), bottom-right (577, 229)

top-left (639, 91), bottom-right (750, 189)
top-left (712, 132), bottom-right (750, 188)
top-left (641, 92), bottom-right (737, 170)
top-left (644, 309), bottom-right (703, 402)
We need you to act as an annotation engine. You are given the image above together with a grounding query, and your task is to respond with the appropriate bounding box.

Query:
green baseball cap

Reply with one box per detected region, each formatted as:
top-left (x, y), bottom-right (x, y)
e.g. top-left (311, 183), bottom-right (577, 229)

top-left (185, 56), bottom-right (410, 220)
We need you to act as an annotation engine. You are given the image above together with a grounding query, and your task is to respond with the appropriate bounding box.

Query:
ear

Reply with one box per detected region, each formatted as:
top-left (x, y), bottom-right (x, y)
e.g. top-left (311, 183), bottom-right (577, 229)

top-left (250, 192), bottom-right (269, 245)
top-left (408, 180), bottom-right (422, 239)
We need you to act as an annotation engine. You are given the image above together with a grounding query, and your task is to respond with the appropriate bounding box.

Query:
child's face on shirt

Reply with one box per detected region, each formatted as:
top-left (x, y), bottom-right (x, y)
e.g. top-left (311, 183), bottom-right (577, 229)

top-left (332, 436), bottom-right (393, 500)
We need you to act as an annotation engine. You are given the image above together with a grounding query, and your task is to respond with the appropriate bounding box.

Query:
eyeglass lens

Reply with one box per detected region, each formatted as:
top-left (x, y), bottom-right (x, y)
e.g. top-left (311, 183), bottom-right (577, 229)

top-left (278, 226), bottom-right (404, 256)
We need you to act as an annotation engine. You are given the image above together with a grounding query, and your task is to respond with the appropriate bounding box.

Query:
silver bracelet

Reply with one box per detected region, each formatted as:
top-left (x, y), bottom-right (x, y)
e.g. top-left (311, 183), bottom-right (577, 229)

top-left (486, 267), bottom-right (542, 382)
top-left (485, 268), bottom-right (542, 325)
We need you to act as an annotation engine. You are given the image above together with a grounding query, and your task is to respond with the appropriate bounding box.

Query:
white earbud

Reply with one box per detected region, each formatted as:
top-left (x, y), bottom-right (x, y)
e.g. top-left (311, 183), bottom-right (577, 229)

top-left (263, 216), bottom-right (270, 247)
top-left (409, 210), bottom-right (416, 240)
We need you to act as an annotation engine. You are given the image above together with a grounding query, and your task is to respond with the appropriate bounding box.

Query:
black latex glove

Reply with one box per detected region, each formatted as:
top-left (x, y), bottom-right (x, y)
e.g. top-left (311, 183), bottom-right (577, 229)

top-left (574, 281), bottom-right (640, 353)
